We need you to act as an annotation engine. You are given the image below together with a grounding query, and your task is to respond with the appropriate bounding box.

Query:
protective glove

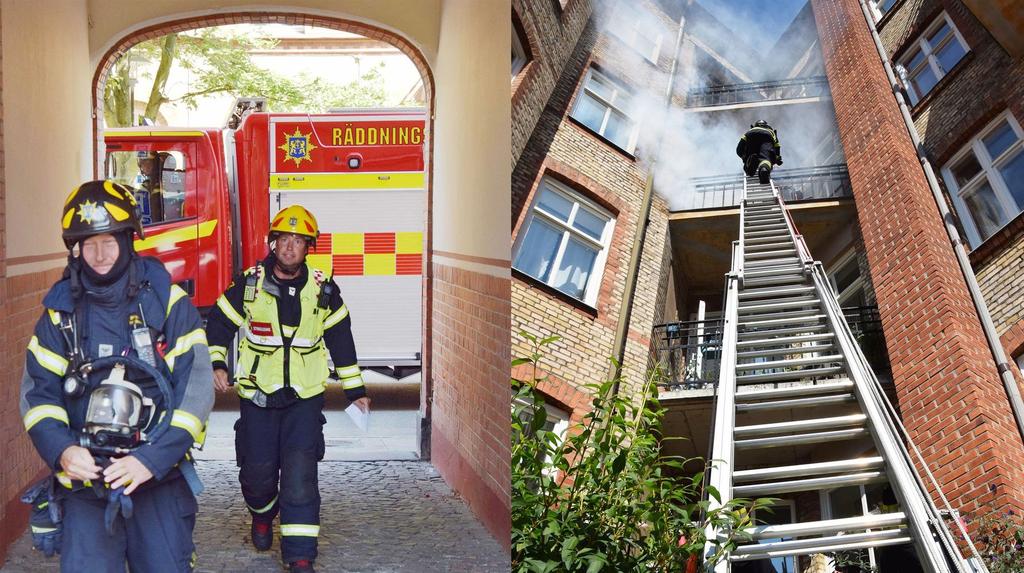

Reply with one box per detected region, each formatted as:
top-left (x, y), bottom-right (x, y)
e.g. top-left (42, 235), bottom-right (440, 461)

top-left (21, 478), bottom-right (62, 557)
top-left (777, 158), bottom-right (784, 166)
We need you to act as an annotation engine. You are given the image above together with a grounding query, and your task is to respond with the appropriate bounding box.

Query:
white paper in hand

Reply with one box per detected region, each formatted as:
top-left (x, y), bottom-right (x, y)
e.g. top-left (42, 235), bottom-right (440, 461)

top-left (345, 403), bottom-right (370, 432)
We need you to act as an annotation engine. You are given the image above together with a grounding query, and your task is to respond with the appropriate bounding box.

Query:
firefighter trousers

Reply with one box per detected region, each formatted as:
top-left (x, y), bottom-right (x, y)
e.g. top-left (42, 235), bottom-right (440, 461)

top-left (236, 392), bottom-right (326, 564)
top-left (60, 476), bottom-right (197, 573)
top-left (743, 142), bottom-right (778, 176)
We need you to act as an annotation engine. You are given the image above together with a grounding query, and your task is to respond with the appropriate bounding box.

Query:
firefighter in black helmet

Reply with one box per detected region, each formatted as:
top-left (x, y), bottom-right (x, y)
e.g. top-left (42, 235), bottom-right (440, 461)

top-left (20, 180), bottom-right (213, 571)
top-left (736, 119), bottom-right (783, 184)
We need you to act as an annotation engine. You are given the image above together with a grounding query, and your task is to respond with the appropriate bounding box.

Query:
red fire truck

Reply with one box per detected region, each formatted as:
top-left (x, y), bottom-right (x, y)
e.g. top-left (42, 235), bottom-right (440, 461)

top-left (104, 107), bottom-right (426, 374)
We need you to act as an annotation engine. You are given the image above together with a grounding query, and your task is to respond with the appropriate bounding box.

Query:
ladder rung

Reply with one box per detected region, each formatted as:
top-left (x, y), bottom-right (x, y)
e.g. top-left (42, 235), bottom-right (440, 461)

top-left (739, 313), bottom-right (826, 328)
top-left (743, 266), bottom-right (804, 279)
top-left (736, 324), bottom-right (828, 339)
top-left (733, 390), bottom-right (853, 411)
top-left (745, 249), bottom-right (796, 260)
top-left (734, 456), bottom-right (884, 483)
top-left (739, 285), bottom-right (816, 300)
top-left (736, 365), bottom-right (846, 384)
top-left (744, 257), bottom-right (802, 269)
top-left (738, 297), bottom-right (818, 313)
top-left (735, 380), bottom-right (854, 401)
top-left (732, 512), bottom-right (907, 541)
top-left (735, 354), bottom-right (844, 371)
top-left (730, 531), bottom-right (910, 561)
top-left (735, 427), bottom-right (867, 449)
top-left (745, 222), bottom-right (787, 230)
top-left (737, 332), bottom-right (834, 348)
top-left (732, 470), bottom-right (887, 496)
top-left (745, 241), bottom-right (793, 251)
top-left (742, 275), bottom-right (808, 289)
top-left (736, 343), bottom-right (837, 360)
top-left (734, 413), bottom-right (866, 438)
top-left (744, 229), bottom-right (790, 238)
top-left (745, 235), bottom-right (790, 245)
top-left (744, 214), bottom-right (783, 222)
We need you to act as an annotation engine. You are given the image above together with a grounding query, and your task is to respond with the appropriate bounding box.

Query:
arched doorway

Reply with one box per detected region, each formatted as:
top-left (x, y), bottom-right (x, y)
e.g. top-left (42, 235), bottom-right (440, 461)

top-left (91, 11), bottom-right (436, 461)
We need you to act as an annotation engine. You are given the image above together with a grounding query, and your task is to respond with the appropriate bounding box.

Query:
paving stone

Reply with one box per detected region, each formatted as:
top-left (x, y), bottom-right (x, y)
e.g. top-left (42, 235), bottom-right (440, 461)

top-left (1, 461), bottom-right (508, 573)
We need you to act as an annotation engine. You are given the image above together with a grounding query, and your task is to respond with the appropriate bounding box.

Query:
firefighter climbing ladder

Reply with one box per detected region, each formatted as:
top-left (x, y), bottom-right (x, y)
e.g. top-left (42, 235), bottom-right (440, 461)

top-left (703, 175), bottom-right (985, 572)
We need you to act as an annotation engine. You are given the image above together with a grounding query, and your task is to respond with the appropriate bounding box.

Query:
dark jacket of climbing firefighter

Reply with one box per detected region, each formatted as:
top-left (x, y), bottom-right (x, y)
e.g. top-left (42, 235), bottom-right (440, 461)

top-left (20, 180), bottom-right (214, 573)
top-left (736, 121), bottom-right (783, 176)
top-left (205, 204), bottom-right (366, 570)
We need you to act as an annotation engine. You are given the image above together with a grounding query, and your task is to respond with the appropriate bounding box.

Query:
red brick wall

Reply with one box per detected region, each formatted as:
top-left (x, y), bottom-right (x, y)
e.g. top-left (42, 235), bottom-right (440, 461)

top-left (0, 269), bottom-right (65, 564)
top-left (812, 0), bottom-right (1024, 517)
top-left (430, 261), bottom-right (511, 546)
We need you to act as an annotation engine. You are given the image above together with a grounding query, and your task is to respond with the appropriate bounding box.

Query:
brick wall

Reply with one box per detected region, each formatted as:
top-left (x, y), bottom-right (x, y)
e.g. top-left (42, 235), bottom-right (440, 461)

top-left (0, 269), bottom-right (64, 564)
top-left (812, 0), bottom-right (1024, 517)
top-left (430, 262), bottom-right (511, 545)
top-left (512, 0), bottom-right (681, 409)
top-left (512, 0), bottom-right (592, 167)
top-left (877, 0), bottom-right (1024, 166)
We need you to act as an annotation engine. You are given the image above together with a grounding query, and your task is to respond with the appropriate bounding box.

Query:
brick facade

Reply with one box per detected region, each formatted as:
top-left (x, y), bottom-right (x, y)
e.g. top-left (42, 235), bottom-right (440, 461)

top-left (512, 0), bottom-right (679, 408)
top-left (430, 262), bottom-right (511, 545)
top-left (512, 0), bottom-right (592, 166)
top-left (812, 0), bottom-right (1024, 516)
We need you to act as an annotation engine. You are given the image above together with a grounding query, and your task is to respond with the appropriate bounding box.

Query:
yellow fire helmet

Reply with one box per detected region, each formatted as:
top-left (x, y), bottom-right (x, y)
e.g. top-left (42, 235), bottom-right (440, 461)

top-left (269, 204), bottom-right (319, 243)
top-left (61, 180), bottom-right (144, 249)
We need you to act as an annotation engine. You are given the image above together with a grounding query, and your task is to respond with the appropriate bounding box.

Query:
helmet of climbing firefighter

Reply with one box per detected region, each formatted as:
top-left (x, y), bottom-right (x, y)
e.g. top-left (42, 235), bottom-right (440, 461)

top-left (60, 180), bottom-right (145, 249)
top-left (753, 119), bottom-right (770, 129)
top-left (269, 204), bottom-right (320, 244)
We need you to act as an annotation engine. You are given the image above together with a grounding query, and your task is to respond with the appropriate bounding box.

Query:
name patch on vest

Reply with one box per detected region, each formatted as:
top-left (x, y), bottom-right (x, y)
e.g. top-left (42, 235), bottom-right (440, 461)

top-left (249, 321), bottom-right (274, 337)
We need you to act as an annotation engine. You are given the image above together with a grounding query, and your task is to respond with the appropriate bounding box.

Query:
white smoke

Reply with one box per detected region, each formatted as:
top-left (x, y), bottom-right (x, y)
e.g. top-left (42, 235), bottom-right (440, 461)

top-left (592, 0), bottom-right (843, 210)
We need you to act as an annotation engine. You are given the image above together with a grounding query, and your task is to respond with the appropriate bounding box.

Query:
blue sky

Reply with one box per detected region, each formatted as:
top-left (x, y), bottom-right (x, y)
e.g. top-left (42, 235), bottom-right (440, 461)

top-left (695, 0), bottom-right (810, 53)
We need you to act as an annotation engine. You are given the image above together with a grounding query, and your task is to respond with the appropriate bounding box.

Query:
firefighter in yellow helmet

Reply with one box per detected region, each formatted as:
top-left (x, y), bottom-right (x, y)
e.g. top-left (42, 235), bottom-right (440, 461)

top-left (205, 205), bottom-right (369, 573)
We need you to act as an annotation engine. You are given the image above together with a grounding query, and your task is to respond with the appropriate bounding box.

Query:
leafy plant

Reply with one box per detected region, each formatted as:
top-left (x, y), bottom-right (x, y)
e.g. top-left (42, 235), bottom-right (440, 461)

top-left (511, 331), bottom-right (773, 572)
top-left (969, 507), bottom-right (1024, 573)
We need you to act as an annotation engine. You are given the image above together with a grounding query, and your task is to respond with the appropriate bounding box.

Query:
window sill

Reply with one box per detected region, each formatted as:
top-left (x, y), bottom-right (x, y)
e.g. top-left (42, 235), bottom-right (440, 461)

top-left (968, 210), bottom-right (1024, 268)
top-left (512, 267), bottom-right (599, 318)
top-left (873, 0), bottom-right (907, 31)
top-left (908, 51), bottom-right (974, 118)
top-left (566, 116), bottom-right (637, 161)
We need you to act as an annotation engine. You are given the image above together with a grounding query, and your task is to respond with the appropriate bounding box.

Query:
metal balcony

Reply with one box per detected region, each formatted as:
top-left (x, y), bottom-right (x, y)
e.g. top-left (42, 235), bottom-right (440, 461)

top-left (675, 164), bottom-right (852, 212)
top-left (653, 305), bottom-right (889, 391)
top-left (685, 76), bottom-right (831, 111)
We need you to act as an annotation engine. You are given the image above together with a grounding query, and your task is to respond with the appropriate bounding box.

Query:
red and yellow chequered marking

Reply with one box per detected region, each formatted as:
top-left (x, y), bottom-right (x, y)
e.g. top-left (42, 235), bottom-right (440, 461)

top-left (307, 232), bottom-right (422, 276)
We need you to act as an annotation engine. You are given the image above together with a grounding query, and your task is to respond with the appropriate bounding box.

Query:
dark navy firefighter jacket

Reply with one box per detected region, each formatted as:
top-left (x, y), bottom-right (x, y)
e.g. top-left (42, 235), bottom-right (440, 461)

top-left (20, 257), bottom-right (214, 486)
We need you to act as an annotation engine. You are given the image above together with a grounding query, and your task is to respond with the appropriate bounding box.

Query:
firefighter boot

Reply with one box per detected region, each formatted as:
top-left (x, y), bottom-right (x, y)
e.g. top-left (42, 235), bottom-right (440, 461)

top-left (758, 162), bottom-right (771, 185)
top-left (251, 518), bottom-right (273, 551)
top-left (289, 560), bottom-right (315, 573)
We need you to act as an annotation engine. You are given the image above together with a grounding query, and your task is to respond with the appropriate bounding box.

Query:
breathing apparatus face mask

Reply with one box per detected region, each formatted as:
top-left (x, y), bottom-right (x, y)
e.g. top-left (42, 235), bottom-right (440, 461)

top-left (80, 364), bottom-right (155, 456)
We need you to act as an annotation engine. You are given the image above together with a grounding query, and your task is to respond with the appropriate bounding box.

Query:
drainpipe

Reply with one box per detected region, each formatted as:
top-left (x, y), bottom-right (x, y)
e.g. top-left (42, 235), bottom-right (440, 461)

top-left (855, 0), bottom-right (1024, 443)
top-left (609, 11), bottom-right (686, 391)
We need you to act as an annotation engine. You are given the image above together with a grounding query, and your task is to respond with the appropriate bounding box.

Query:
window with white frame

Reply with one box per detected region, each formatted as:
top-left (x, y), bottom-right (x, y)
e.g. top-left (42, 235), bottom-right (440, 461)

top-left (896, 12), bottom-right (969, 105)
top-left (513, 178), bottom-right (615, 305)
top-left (512, 24), bottom-right (528, 79)
top-left (513, 397), bottom-right (570, 476)
top-left (827, 251), bottom-right (867, 307)
top-left (868, 0), bottom-right (899, 21)
top-left (570, 68), bottom-right (638, 152)
top-left (610, 3), bottom-right (664, 64)
top-left (942, 113), bottom-right (1024, 247)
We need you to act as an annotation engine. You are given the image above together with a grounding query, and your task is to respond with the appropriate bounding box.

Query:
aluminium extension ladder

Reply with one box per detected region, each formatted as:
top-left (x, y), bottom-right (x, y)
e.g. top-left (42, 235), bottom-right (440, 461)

top-left (702, 175), bottom-right (983, 572)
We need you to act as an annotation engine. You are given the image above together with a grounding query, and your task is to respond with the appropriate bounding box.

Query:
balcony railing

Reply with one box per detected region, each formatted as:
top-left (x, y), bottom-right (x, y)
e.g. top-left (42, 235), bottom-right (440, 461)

top-left (674, 164), bottom-right (852, 211)
top-left (685, 76), bottom-right (831, 109)
top-left (653, 305), bottom-right (889, 391)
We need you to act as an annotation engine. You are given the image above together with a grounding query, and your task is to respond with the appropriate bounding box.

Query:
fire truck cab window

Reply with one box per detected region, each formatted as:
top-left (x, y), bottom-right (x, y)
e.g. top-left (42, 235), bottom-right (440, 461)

top-left (107, 150), bottom-right (189, 226)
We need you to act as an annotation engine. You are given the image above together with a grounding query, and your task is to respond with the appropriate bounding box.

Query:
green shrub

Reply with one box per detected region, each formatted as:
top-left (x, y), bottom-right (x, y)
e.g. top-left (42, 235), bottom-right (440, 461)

top-left (511, 332), bottom-right (772, 572)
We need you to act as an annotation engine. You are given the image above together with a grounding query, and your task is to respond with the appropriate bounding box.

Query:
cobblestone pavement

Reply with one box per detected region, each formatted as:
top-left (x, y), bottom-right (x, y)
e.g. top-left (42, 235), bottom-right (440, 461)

top-left (1, 461), bottom-right (509, 573)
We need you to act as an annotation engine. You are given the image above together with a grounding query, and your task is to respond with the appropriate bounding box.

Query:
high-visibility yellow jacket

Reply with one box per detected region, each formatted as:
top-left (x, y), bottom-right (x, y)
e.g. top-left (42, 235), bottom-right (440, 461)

top-left (206, 259), bottom-right (365, 402)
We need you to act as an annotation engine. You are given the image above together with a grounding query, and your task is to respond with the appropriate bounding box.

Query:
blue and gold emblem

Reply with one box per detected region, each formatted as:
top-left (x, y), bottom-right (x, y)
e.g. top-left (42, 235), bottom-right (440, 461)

top-left (278, 128), bottom-right (318, 167)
